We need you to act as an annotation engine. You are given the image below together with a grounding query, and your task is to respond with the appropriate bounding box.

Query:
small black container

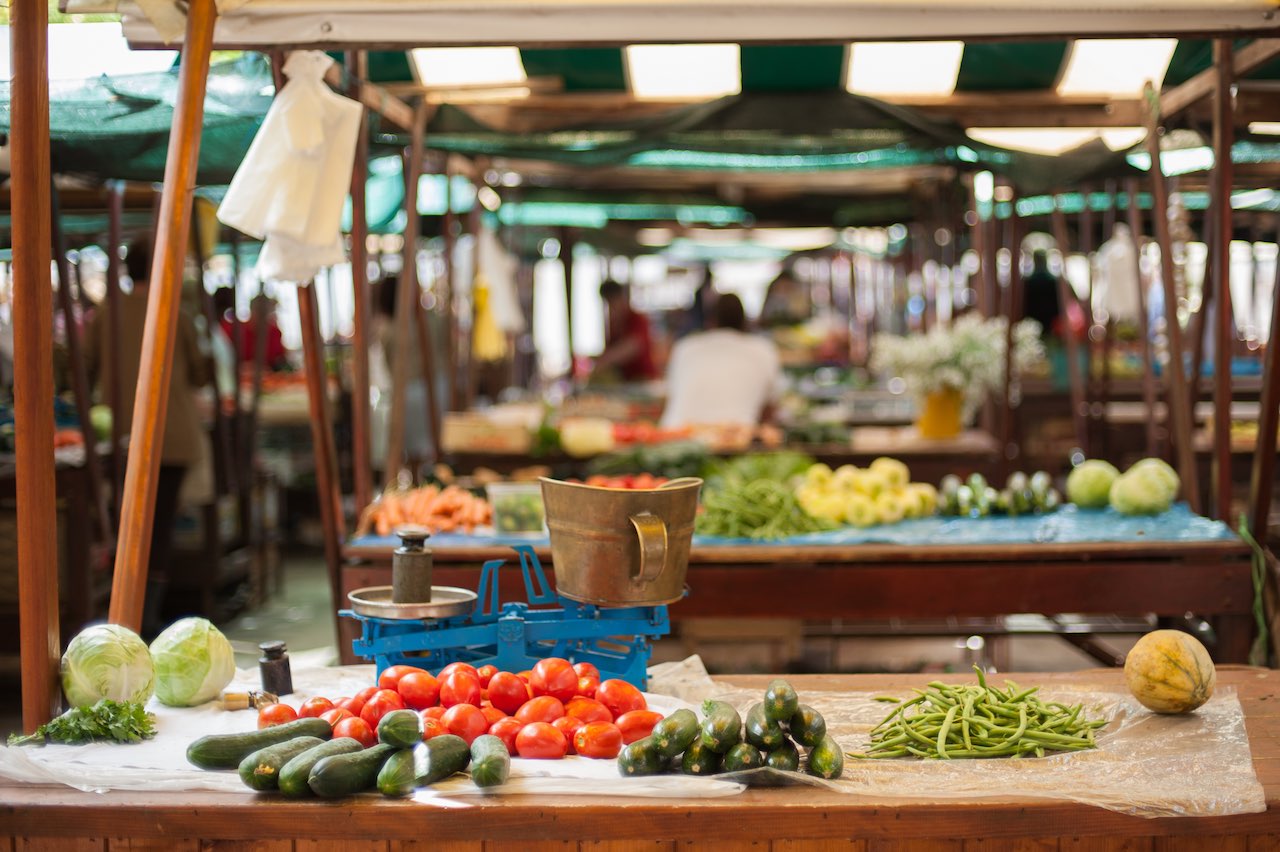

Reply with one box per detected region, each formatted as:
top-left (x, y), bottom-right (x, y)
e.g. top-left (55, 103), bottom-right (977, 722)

top-left (258, 640), bottom-right (293, 696)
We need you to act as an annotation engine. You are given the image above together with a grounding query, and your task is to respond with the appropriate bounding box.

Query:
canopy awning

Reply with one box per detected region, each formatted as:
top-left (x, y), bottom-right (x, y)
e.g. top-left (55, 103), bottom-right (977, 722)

top-left (60, 0), bottom-right (1280, 48)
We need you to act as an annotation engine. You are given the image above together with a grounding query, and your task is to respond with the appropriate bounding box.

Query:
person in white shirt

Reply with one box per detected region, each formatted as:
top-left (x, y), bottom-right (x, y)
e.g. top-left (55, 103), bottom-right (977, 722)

top-left (660, 293), bottom-right (784, 428)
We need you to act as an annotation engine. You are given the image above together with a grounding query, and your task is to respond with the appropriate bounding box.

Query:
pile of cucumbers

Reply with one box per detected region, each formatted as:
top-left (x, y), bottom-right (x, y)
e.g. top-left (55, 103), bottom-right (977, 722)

top-left (938, 471), bottom-right (1062, 518)
top-left (187, 710), bottom-right (511, 797)
top-left (617, 679), bottom-right (844, 781)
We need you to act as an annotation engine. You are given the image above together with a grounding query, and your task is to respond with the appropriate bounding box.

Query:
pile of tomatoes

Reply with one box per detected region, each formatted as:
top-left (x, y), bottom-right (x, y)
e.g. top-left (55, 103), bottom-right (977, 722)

top-left (578, 473), bottom-right (669, 490)
top-left (256, 658), bottom-right (660, 761)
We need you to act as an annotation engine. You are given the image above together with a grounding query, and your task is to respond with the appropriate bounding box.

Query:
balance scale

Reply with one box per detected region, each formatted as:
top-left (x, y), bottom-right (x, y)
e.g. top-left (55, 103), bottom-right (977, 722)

top-left (341, 544), bottom-right (672, 690)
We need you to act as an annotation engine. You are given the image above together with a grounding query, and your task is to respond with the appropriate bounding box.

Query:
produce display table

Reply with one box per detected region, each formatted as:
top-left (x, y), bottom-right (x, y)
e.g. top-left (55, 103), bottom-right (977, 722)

top-left (4, 667), bottom-right (1279, 850)
top-left (343, 508), bottom-right (1253, 663)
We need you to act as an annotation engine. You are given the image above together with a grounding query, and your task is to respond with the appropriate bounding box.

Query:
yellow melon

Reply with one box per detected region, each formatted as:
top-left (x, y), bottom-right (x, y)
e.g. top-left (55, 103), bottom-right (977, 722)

top-left (1123, 629), bottom-right (1217, 714)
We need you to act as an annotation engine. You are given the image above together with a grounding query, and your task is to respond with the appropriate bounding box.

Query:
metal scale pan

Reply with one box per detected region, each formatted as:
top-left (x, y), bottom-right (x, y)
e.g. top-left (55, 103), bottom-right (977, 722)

top-left (346, 586), bottom-right (477, 620)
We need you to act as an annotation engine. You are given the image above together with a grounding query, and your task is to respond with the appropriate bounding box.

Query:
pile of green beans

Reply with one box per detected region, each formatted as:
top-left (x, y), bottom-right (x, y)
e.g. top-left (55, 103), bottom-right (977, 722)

top-left (696, 479), bottom-right (834, 540)
top-left (850, 667), bottom-right (1107, 760)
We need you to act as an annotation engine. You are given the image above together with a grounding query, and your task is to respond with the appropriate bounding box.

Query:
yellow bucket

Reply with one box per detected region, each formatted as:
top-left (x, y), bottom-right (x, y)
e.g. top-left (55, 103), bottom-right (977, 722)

top-left (539, 477), bottom-right (702, 607)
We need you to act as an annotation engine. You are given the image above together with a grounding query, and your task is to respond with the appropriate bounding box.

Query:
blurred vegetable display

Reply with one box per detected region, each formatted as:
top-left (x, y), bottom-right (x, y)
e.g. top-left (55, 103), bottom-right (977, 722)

top-left (795, 459), bottom-right (938, 527)
top-left (937, 471), bottom-right (1061, 518)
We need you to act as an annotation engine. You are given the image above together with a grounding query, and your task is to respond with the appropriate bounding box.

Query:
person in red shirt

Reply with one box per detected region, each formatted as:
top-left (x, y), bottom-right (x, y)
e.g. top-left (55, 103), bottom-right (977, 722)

top-left (216, 288), bottom-right (290, 371)
top-left (593, 279), bottom-right (658, 382)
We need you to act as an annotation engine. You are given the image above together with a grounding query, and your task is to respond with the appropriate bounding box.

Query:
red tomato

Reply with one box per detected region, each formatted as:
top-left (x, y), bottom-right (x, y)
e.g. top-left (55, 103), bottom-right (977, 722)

top-left (378, 664), bottom-right (429, 691)
top-left (439, 671), bottom-right (482, 708)
top-left (572, 662), bottom-right (601, 680)
top-left (421, 717), bottom-right (448, 740)
top-left (438, 662), bottom-right (479, 681)
top-left (516, 722), bottom-right (568, 759)
top-left (359, 689), bottom-right (406, 728)
top-left (441, 704), bottom-right (488, 745)
top-left (488, 717), bottom-right (523, 754)
top-left (480, 705), bottom-right (508, 728)
top-left (565, 697), bottom-right (613, 724)
top-left (487, 672), bottom-right (530, 716)
top-left (257, 703), bottom-right (298, 729)
top-left (475, 665), bottom-right (498, 688)
top-left (615, 709), bottom-right (664, 745)
top-left (335, 697), bottom-right (365, 716)
top-left (596, 679), bottom-right (647, 718)
top-left (574, 721), bottom-right (624, 759)
top-left (531, 658), bottom-right (578, 703)
top-left (298, 697), bottom-right (335, 718)
top-left (577, 676), bottom-right (600, 698)
top-left (320, 707), bottom-right (353, 727)
top-left (333, 716), bottom-right (376, 748)
top-left (420, 706), bottom-right (447, 721)
top-left (354, 686), bottom-right (379, 706)
top-left (552, 716), bottom-right (584, 752)
top-left (515, 695), bottom-right (565, 725)
top-left (517, 670), bottom-right (532, 683)
top-left (396, 671), bottom-right (440, 710)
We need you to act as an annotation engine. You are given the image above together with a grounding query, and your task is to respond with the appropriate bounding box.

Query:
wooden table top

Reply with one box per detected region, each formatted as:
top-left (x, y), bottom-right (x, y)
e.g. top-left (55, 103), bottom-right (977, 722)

top-left (4, 667), bottom-right (1280, 849)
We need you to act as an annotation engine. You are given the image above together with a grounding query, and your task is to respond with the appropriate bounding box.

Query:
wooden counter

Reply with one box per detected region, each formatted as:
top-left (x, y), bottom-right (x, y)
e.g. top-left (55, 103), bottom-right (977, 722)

top-left (4, 667), bottom-right (1280, 851)
top-left (343, 537), bottom-right (1256, 663)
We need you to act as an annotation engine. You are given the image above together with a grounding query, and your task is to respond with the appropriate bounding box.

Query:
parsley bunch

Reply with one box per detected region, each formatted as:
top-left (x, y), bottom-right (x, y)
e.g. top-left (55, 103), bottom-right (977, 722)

top-left (7, 699), bottom-right (157, 746)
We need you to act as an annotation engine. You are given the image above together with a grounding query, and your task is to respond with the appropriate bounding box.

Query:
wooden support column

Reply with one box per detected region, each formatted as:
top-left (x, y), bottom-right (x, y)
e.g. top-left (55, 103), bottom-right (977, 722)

top-left (1125, 178), bottom-right (1160, 458)
top-left (105, 181), bottom-right (125, 505)
top-left (346, 50), bottom-right (373, 513)
top-left (463, 201), bottom-right (483, 410)
top-left (406, 106), bottom-right (443, 463)
top-left (108, 0), bottom-right (217, 631)
top-left (191, 217), bottom-right (236, 499)
top-left (442, 163), bottom-right (457, 410)
top-left (999, 191), bottom-right (1025, 471)
top-left (12, 0), bottom-right (61, 730)
top-left (1188, 183), bottom-right (1217, 421)
top-left (297, 280), bottom-right (346, 630)
top-left (1143, 82), bottom-right (1202, 515)
top-left (50, 187), bottom-right (111, 543)
top-left (1211, 39), bottom-right (1236, 523)
top-left (1249, 227), bottom-right (1280, 539)
top-left (1049, 202), bottom-right (1089, 456)
top-left (561, 227), bottom-right (576, 376)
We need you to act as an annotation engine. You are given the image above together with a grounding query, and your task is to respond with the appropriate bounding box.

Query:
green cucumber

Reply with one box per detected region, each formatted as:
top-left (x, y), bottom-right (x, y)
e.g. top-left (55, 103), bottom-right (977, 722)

top-left (308, 743), bottom-right (397, 798)
top-left (806, 734), bottom-right (845, 780)
top-left (789, 704), bottom-right (827, 748)
top-left (617, 736), bottom-right (666, 777)
top-left (699, 700), bottom-right (742, 754)
top-left (722, 743), bottom-right (763, 772)
top-left (377, 709), bottom-right (423, 749)
top-left (416, 735), bottom-right (471, 787)
top-left (744, 702), bottom-right (785, 750)
top-left (377, 748), bottom-right (419, 797)
top-left (650, 709), bottom-right (699, 759)
top-left (765, 740), bottom-right (800, 772)
top-left (278, 738), bottom-right (364, 797)
top-left (680, 739), bottom-right (722, 776)
top-left (763, 679), bottom-right (799, 724)
top-left (470, 734), bottom-right (511, 789)
top-left (187, 718), bottom-right (332, 769)
top-left (238, 736), bottom-right (326, 792)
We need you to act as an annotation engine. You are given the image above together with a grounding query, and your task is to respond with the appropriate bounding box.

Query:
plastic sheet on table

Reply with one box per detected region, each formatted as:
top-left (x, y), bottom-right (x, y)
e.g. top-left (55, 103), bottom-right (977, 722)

top-left (648, 657), bottom-right (1266, 818)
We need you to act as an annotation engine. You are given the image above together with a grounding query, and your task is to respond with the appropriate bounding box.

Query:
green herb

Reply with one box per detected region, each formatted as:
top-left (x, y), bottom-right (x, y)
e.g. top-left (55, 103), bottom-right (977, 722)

top-left (7, 699), bottom-right (157, 747)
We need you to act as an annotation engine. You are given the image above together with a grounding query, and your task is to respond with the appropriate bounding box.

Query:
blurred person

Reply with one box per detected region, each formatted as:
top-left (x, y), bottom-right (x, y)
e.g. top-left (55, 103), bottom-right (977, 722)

top-left (660, 292), bottom-right (783, 428)
top-left (592, 279), bottom-right (658, 382)
top-left (85, 237), bottom-right (211, 634)
top-left (1023, 249), bottom-right (1062, 338)
top-left (215, 286), bottom-right (289, 370)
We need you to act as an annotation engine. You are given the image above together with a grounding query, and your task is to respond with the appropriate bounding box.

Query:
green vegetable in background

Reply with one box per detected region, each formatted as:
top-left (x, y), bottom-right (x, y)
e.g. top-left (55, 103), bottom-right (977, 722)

top-left (1066, 460), bottom-right (1120, 508)
top-left (8, 699), bottom-right (157, 746)
top-left (149, 617), bottom-right (236, 707)
top-left (696, 479), bottom-right (834, 540)
top-left (60, 623), bottom-right (155, 708)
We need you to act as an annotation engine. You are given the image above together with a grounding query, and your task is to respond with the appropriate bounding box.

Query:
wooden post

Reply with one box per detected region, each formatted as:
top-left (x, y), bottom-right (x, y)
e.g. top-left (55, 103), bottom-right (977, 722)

top-left (384, 143), bottom-right (419, 482)
top-left (191, 216), bottom-right (236, 498)
top-left (297, 280), bottom-right (346, 629)
top-left (12, 0), bottom-right (61, 730)
top-left (441, 162), bottom-right (457, 410)
top-left (405, 106), bottom-right (443, 463)
top-left (50, 187), bottom-right (111, 543)
top-left (108, 0), bottom-right (217, 631)
top-left (561, 227), bottom-right (576, 375)
top-left (346, 50), bottom-right (373, 514)
top-left (1188, 185), bottom-right (1217, 424)
top-left (1081, 188), bottom-right (1109, 455)
top-left (1211, 39), bottom-right (1236, 523)
top-left (464, 202), bottom-right (483, 410)
top-left (999, 190), bottom-right (1024, 470)
top-left (1125, 178), bottom-right (1161, 458)
top-left (1249, 228), bottom-right (1280, 539)
top-left (106, 181), bottom-right (125, 505)
top-left (1049, 202), bottom-right (1090, 456)
top-left (1143, 82), bottom-right (1202, 514)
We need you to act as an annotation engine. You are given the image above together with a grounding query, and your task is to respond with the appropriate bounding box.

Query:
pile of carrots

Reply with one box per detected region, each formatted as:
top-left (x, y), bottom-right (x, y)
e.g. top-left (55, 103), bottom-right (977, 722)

top-left (357, 485), bottom-right (493, 537)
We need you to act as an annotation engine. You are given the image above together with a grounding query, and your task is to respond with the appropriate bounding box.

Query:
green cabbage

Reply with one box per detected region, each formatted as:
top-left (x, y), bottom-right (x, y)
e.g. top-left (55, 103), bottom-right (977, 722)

top-left (1109, 466), bottom-right (1176, 515)
top-left (149, 617), bottom-right (235, 707)
top-left (60, 624), bottom-right (155, 708)
top-left (1129, 457), bottom-right (1180, 502)
top-left (1066, 460), bottom-right (1120, 509)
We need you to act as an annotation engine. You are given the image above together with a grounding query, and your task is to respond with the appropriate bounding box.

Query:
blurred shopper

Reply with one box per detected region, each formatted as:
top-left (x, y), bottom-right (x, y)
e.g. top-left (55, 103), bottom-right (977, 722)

top-left (592, 279), bottom-right (658, 383)
top-left (1023, 249), bottom-right (1062, 338)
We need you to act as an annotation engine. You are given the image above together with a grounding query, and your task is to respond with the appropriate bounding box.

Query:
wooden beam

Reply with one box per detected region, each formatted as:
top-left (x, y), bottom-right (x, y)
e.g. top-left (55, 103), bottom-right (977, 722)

top-left (1124, 178), bottom-right (1160, 459)
top-left (322, 63), bottom-right (415, 132)
top-left (442, 162), bottom-right (458, 411)
top-left (1049, 202), bottom-right (1090, 456)
top-left (406, 104), bottom-right (444, 463)
top-left (561, 227), bottom-right (577, 374)
top-left (12, 0), bottom-right (61, 731)
top-left (1161, 37), bottom-right (1280, 119)
top-left (1143, 82), bottom-right (1202, 515)
top-left (999, 188), bottom-right (1024, 473)
top-left (105, 181), bottom-right (125, 506)
top-left (1250, 226), bottom-right (1280, 540)
top-left (346, 50), bottom-right (374, 515)
top-left (1212, 39), bottom-right (1236, 523)
top-left (108, 0), bottom-right (217, 631)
